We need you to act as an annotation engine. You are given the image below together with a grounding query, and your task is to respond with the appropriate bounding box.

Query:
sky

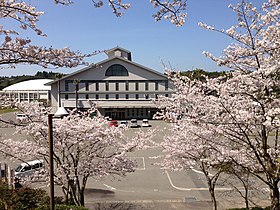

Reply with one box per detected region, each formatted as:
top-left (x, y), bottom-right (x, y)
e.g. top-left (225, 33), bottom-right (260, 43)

top-left (0, 0), bottom-right (265, 76)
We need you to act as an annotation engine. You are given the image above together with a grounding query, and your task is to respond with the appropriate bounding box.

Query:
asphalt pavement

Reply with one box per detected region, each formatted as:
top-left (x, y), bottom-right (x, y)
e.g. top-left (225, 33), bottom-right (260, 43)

top-left (0, 112), bottom-right (270, 210)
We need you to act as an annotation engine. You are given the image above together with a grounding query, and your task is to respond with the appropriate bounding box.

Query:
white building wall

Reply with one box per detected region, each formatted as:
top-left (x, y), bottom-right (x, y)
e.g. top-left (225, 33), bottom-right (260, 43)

top-left (50, 51), bottom-right (174, 116)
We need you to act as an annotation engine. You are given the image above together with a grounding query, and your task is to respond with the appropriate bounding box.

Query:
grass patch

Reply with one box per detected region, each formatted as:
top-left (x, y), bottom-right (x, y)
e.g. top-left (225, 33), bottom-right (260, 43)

top-left (0, 108), bottom-right (17, 114)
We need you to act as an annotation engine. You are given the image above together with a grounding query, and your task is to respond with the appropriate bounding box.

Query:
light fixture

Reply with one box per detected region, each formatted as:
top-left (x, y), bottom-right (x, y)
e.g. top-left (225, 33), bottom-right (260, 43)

top-left (54, 106), bottom-right (69, 117)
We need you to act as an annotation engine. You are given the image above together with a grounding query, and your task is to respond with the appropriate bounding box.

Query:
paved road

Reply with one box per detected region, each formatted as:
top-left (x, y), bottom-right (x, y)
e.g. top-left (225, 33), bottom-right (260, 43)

top-left (0, 113), bottom-right (270, 209)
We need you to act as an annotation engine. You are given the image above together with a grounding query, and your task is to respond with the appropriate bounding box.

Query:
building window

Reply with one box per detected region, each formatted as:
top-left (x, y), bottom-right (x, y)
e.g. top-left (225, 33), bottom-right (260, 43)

top-left (145, 94), bottom-right (149, 99)
top-left (65, 94), bottom-right (68, 100)
top-left (106, 94), bottom-right (109, 99)
top-left (155, 81), bottom-right (159, 91)
top-left (145, 82), bottom-right (149, 91)
top-left (126, 94), bottom-right (129, 99)
top-left (65, 81), bottom-right (69, 91)
top-left (155, 94), bottom-right (158, 99)
top-left (116, 94), bottom-right (119, 99)
top-left (126, 81), bottom-right (129, 91)
top-left (86, 94), bottom-right (89, 99)
top-left (135, 82), bottom-right (139, 91)
top-left (105, 64), bottom-right (129, 76)
top-left (96, 82), bottom-right (99, 91)
top-left (85, 82), bottom-right (89, 91)
top-left (96, 94), bottom-right (99, 100)
top-left (115, 82), bottom-right (119, 91)
top-left (135, 94), bottom-right (139, 99)
top-left (106, 81), bottom-right (109, 91)
top-left (165, 81), bottom-right (168, 90)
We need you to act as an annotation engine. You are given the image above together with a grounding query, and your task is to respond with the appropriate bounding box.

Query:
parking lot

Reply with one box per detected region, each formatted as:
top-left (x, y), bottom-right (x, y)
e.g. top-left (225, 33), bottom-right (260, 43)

top-left (0, 112), bottom-right (269, 209)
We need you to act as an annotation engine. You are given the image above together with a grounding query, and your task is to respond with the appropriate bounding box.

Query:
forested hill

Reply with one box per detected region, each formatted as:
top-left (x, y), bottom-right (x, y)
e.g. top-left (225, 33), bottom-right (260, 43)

top-left (0, 71), bottom-right (65, 90)
top-left (0, 69), bottom-right (227, 90)
top-left (178, 69), bottom-right (228, 81)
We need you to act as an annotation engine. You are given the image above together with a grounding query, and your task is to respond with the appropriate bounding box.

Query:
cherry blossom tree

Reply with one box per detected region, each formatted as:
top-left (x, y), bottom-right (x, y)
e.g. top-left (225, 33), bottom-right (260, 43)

top-left (155, 75), bottom-right (233, 210)
top-left (157, 0), bottom-right (280, 209)
top-left (0, 102), bottom-right (154, 206)
top-left (199, 1), bottom-right (280, 208)
top-left (0, 0), bottom-right (95, 69)
top-left (160, 116), bottom-right (227, 210)
top-left (72, 0), bottom-right (187, 26)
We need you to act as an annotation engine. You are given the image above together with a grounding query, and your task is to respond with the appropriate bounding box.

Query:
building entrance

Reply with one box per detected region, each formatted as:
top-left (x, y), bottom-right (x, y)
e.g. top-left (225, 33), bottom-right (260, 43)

top-left (105, 109), bottom-right (126, 120)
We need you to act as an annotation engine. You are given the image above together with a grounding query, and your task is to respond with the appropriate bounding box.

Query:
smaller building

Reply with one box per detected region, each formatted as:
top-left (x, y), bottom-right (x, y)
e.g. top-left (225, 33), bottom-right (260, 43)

top-left (1, 79), bottom-right (53, 104)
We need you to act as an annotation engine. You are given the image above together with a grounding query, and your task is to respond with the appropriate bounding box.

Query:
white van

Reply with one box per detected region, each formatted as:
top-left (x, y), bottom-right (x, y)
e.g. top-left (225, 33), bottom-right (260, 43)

top-left (14, 159), bottom-right (44, 178)
top-left (141, 119), bottom-right (151, 127)
top-left (130, 119), bottom-right (139, 128)
top-left (16, 113), bottom-right (28, 121)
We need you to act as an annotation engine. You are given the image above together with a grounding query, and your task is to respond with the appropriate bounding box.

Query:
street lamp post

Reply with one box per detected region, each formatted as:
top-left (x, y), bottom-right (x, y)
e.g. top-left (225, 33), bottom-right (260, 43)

top-left (73, 79), bottom-right (80, 109)
top-left (48, 107), bottom-right (68, 210)
top-left (55, 73), bottom-right (63, 108)
top-left (48, 114), bottom-right (55, 210)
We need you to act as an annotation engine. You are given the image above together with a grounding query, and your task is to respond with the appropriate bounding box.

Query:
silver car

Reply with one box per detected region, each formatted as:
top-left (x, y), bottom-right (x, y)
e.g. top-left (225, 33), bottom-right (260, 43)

top-left (14, 159), bottom-right (44, 178)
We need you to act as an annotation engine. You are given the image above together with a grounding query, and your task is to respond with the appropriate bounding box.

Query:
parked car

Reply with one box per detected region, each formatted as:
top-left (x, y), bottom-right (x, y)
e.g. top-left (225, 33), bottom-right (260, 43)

top-left (141, 119), bottom-right (151, 127)
top-left (119, 120), bottom-right (128, 128)
top-left (130, 119), bottom-right (139, 128)
top-left (109, 120), bottom-right (118, 127)
top-left (14, 159), bottom-right (44, 178)
top-left (16, 113), bottom-right (28, 121)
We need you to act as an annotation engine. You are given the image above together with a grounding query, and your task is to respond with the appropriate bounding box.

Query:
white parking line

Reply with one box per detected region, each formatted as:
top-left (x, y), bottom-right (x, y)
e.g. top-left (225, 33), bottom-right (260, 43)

top-left (190, 166), bottom-right (213, 177)
top-left (103, 184), bottom-right (135, 193)
top-left (165, 170), bottom-right (232, 191)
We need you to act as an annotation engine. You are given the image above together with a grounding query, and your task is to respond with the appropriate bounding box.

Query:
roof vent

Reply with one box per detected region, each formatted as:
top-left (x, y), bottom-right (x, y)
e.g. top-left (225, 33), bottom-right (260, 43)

top-left (105, 47), bottom-right (132, 61)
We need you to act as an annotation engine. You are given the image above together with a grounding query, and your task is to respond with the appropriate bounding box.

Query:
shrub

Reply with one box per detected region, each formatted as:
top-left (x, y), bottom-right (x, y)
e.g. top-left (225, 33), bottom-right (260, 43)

top-left (0, 180), bottom-right (13, 209)
top-left (0, 181), bottom-right (86, 210)
top-left (11, 187), bottom-right (49, 210)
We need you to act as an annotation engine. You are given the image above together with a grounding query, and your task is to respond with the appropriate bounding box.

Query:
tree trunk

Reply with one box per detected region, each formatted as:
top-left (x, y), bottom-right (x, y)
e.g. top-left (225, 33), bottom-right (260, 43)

top-left (69, 179), bottom-right (79, 206)
top-left (209, 186), bottom-right (218, 210)
top-left (201, 164), bottom-right (220, 210)
top-left (270, 180), bottom-right (280, 210)
top-left (62, 186), bottom-right (68, 204)
top-left (244, 187), bottom-right (249, 209)
top-left (78, 188), bottom-right (85, 206)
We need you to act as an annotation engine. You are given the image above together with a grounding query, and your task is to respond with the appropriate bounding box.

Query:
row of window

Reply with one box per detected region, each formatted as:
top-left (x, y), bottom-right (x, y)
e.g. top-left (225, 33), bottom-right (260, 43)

top-left (64, 93), bottom-right (168, 100)
top-left (66, 81), bottom-right (169, 91)
top-left (6, 92), bottom-right (39, 99)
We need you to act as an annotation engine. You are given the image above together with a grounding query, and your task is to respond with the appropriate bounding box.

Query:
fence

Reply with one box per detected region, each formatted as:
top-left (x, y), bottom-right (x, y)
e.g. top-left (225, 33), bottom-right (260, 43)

top-left (0, 162), bottom-right (14, 189)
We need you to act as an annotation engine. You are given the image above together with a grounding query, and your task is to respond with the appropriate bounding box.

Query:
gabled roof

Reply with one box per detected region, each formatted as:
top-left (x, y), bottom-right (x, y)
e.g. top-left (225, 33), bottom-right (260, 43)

top-left (46, 56), bottom-right (167, 85)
